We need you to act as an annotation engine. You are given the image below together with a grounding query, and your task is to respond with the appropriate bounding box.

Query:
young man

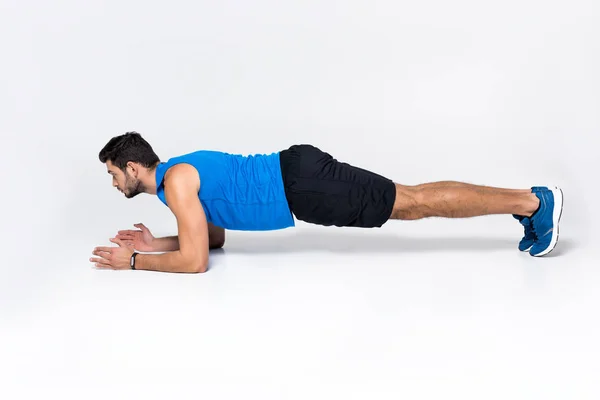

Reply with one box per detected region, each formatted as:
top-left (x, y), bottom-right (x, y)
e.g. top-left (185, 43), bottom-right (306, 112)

top-left (90, 132), bottom-right (563, 273)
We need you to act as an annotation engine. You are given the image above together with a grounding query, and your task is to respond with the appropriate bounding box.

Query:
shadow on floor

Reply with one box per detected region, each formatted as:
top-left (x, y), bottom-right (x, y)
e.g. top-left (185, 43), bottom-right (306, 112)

top-left (214, 231), bottom-right (576, 256)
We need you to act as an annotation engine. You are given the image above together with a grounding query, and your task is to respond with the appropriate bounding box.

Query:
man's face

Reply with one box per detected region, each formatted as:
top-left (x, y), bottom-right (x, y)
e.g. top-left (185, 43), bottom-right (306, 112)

top-left (106, 160), bottom-right (145, 199)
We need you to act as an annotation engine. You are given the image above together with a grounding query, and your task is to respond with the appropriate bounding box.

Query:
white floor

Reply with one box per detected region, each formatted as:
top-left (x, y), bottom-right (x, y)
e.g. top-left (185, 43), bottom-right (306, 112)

top-left (3, 216), bottom-right (598, 400)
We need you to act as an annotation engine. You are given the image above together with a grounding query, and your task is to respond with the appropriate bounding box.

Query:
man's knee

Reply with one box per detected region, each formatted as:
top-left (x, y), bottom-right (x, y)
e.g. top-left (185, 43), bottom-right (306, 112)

top-left (390, 184), bottom-right (426, 220)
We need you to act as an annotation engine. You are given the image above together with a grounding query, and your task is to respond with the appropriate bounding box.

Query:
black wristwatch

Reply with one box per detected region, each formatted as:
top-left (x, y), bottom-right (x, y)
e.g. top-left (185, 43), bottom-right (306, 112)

top-left (130, 252), bottom-right (139, 270)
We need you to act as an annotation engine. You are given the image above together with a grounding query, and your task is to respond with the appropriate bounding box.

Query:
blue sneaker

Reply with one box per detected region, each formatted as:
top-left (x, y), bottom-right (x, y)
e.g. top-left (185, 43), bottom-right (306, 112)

top-left (513, 186), bottom-right (547, 251)
top-left (529, 186), bottom-right (564, 257)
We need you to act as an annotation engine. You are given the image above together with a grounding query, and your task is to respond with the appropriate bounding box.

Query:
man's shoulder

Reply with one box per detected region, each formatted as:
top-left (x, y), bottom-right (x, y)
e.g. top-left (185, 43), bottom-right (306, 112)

top-left (164, 163), bottom-right (200, 182)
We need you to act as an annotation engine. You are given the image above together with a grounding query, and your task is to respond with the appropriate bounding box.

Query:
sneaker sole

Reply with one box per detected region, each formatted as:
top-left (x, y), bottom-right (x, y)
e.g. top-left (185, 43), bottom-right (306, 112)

top-left (531, 186), bottom-right (563, 257)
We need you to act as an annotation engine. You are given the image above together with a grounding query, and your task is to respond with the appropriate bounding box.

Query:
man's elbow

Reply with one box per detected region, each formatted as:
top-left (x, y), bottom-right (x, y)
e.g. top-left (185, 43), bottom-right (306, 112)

top-left (184, 254), bottom-right (208, 273)
top-left (210, 240), bottom-right (225, 249)
top-left (209, 235), bottom-right (225, 249)
top-left (191, 258), bottom-right (208, 273)
top-left (190, 264), bottom-right (207, 273)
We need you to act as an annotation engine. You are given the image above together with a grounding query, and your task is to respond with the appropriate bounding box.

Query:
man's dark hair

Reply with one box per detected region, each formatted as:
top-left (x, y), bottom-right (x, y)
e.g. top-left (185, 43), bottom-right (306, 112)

top-left (99, 131), bottom-right (160, 171)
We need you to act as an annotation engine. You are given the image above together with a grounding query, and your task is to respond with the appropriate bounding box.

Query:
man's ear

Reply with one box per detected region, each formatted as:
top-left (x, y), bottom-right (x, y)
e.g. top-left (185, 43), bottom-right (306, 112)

top-left (127, 161), bottom-right (138, 177)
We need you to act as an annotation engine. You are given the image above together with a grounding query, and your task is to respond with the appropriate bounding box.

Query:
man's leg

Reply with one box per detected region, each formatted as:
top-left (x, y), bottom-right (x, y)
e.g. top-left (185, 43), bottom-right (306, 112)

top-left (389, 181), bottom-right (540, 220)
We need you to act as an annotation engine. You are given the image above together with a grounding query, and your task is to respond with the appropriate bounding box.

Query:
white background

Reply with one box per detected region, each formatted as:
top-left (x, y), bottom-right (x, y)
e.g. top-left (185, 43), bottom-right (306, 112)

top-left (1, 0), bottom-right (599, 399)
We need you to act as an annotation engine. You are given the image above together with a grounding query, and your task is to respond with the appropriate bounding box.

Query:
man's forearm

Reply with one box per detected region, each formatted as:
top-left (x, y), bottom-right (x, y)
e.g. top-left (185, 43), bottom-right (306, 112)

top-left (151, 236), bottom-right (180, 252)
top-left (151, 234), bottom-right (224, 251)
top-left (135, 251), bottom-right (206, 273)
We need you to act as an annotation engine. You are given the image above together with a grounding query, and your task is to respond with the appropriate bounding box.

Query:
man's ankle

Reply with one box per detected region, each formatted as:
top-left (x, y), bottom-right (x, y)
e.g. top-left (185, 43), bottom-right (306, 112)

top-left (524, 193), bottom-right (541, 217)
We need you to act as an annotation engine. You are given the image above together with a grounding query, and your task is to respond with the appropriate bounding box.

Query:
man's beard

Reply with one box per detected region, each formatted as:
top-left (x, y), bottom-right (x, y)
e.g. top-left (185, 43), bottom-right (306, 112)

top-left (124, 175), bottom-right (145, 198)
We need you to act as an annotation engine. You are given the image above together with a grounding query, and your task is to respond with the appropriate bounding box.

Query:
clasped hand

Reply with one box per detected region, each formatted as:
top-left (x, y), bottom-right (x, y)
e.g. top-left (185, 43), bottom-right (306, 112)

top-left (90, 237), bottom-right (134, 270)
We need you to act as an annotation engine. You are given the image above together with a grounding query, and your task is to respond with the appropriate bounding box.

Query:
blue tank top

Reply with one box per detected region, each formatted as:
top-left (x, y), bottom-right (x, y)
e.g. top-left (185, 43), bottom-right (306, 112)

top-left (154, 150), bottom-right (295, 231)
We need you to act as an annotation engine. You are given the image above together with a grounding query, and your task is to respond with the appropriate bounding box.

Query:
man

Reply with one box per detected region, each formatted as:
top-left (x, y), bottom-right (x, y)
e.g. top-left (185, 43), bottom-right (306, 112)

top-left (90, 132), bottom-right (563, 273)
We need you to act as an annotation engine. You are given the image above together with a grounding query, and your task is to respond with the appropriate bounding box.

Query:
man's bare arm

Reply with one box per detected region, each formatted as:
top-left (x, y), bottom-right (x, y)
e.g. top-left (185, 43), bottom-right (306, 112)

top-left (134, 164), bottom-right (210, 273)
top-left (151, 223), bottom-right (225, 252)
top-left (208, 223), bottom-right (225, 249)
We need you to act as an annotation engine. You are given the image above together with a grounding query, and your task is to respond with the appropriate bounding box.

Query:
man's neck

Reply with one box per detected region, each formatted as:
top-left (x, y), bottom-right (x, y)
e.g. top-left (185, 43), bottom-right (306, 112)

top-left (140, 166), bottom-right (159, 195)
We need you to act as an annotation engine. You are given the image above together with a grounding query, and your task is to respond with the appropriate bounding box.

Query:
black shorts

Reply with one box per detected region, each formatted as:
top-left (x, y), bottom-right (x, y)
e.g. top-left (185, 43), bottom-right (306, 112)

top-left (279, 144), bottom-right (396, 228)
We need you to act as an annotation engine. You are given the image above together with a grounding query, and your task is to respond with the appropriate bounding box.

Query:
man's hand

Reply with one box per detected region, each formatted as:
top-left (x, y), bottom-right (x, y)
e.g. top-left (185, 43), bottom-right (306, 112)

top-left (115, 223), bottom-right (156, 252)
top-left (90, 238), bottom-right (135, 270)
